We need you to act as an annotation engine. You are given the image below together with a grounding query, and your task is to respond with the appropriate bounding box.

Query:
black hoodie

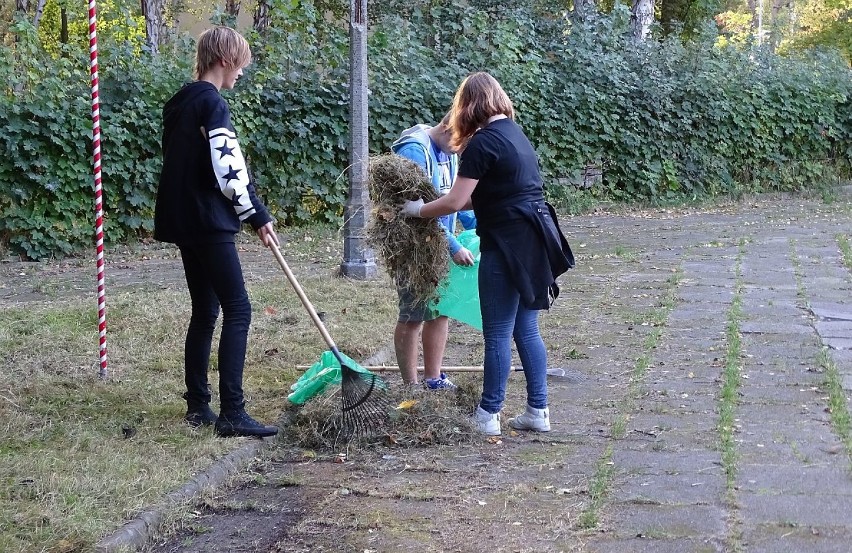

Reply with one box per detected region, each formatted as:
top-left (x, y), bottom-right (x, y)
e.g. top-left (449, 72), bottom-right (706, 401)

top-left (154, 81), bottom-right (272, 245)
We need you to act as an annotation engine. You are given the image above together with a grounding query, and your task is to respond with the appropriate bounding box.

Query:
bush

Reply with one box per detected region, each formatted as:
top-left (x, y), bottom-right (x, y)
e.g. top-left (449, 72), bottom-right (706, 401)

top-left (0, 1), bottom-right (849, 259)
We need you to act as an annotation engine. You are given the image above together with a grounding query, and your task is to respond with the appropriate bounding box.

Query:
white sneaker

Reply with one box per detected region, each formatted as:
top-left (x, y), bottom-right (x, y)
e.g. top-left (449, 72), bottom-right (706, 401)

top-left (509, 405), bottom-right (550, 432)
top-left (474, 406), bottom-right (501, 436)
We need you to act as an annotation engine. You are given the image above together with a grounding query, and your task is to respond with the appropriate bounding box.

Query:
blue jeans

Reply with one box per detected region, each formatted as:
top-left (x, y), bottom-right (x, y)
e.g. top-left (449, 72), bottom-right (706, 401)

top-left (179, 243), bottom-right (251, 413)
top-left (478, 249), bottom-right (549, 413)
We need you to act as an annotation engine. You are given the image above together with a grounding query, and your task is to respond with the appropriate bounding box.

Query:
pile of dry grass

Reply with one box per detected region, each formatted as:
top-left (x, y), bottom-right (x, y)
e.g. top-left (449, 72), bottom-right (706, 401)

top-left (367, 153), bottom-right (449, 306)
top-left (278, 383), bottom-right (481, 451)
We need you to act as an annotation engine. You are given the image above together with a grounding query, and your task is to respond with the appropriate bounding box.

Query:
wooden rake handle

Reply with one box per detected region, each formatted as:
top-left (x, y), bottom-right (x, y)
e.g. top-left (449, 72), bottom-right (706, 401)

top-left (296, 365), bottom-right (536, 371)
top-left (269, 243), bottom-right (339, 355)
top-left (296, 365), bottom-right (487, 372)
top-left (295, 365), bottom-right (568, 377)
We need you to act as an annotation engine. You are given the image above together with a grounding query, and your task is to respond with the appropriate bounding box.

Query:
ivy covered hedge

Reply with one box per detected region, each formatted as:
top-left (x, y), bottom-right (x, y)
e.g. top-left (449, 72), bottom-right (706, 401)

top-left (1, 2), bottom-right (850, 259)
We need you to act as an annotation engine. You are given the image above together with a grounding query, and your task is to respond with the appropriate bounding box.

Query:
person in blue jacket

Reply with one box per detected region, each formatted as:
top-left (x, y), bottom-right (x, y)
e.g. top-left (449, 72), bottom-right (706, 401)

top-left (154, 27), bottom-right (279, 438)
top-left (391, 115), bottom-right (477, 389)
top-left (401, 73), bottom-right (574, 435)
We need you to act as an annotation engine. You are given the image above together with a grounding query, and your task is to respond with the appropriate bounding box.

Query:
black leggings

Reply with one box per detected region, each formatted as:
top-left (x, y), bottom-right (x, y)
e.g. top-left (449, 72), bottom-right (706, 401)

top-left (179, 242), bottom-right (251, 413)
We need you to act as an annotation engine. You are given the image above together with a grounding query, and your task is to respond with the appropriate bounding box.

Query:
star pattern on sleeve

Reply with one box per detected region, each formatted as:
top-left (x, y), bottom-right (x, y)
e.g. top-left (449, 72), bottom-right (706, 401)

top-left (208, 127), bottom-right (256, 221)
top-left (223, 165), bottom-right (242, 183)
top-left (216, 141), bottom-right (235, 159)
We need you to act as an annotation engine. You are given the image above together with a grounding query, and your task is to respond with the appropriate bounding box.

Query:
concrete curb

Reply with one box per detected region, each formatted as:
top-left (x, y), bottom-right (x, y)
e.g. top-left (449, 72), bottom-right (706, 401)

top-left (94, 344), bottom-right (395, 552)
top-left (95, 438), bottom-right (270, 552)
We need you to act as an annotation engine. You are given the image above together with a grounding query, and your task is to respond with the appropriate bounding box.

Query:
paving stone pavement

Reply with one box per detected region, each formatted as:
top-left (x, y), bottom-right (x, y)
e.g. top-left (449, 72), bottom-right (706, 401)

top-left (568, 200), bottom-right (852, 553)
top-left (146, 198), bottom-right (852, 553)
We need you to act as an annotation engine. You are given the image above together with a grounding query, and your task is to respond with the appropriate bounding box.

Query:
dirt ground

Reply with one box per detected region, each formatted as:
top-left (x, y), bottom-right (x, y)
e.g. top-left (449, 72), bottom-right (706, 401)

top-left (9, 195), bottom-right (852, 553)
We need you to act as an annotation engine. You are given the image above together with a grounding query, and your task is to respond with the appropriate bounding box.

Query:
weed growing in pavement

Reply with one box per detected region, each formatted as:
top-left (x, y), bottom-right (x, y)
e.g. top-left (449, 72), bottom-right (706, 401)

top-left (577, 445), bottom-right (614, 529)
top-left (789, 239), bottom-right (810, 309)
top-left (817, 348), bottom-right (852, 468)
top-left (718, 238), bottom-right (746, 553)
top-left (576, 267), bottom-right (682, 529)
top-left (719, 240), bottom-right (745, 492)
top-left (837, 234), bottom-right (852, 271)
top-left (791, 237), bottom-right (852, 465)
top-left (611, 245), bottom-right (637, 261)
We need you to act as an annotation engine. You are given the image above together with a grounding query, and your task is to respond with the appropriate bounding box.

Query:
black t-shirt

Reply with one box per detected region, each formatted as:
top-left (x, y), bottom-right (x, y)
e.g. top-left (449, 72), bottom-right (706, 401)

top-left (458, 118), bottom-right (543, 216)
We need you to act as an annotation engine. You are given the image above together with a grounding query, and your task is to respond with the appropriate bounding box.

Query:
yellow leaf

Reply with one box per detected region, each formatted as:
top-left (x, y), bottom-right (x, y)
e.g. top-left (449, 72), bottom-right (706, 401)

top-left (396, 399), bottom-right (418, 410)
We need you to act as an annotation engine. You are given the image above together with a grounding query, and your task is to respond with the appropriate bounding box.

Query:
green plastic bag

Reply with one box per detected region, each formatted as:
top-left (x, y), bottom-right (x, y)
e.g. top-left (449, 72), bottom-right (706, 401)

top-left (433, 229), bottom-right (482, 331)
top-left (288, 349), bottom-right (364, 405)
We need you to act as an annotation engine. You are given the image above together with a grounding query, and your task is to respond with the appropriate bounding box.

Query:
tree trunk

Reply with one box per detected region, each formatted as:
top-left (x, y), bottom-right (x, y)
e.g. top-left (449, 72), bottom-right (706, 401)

top-left (340, 0), bottom-right (376, 279)
top-left (253, 0), bottom-right (271, 32)
top-left (659, 0), bottom-right (690, 34)
top-left (226, 0), bottom-right (241, 18)
top-left (744, 0), bottom-right (758, 32)
top-left (766, 0), bottom-right (792, 51)
top-left (140, 0), bottom-right (165, 55)
top-left (630, 0), bottom-right (654, 40)
top-left (32, 0), bottom-right (47, 29)
top-left (60, 8), bottom-right (68, 43)
top-left (572, 0), bottom-right (596, 22)
top-left (14, 0), bottom-right (29, 47)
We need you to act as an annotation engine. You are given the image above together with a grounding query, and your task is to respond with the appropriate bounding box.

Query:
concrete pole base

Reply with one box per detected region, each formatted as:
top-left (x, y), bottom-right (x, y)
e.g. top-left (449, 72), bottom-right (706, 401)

top-left (340, 260), bottom-right (378, 280)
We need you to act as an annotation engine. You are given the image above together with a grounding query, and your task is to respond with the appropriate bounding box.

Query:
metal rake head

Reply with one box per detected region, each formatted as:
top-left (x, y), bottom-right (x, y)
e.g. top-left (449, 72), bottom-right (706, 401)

top-left (340, 365), bottom-right (390, 436)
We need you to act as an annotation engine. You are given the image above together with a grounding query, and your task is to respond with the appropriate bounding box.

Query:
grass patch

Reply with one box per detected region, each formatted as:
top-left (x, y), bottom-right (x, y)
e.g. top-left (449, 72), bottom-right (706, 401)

top-left (545, 184), bottom-right (601, 215)
top-left (611, 245), bottom-right (637, 261)
top-left (0, 225), bottom-right (398, 552)
top-left (515, 443), bottom-right (573, 466)
top-left (272, 473), bottom-right (304, 488)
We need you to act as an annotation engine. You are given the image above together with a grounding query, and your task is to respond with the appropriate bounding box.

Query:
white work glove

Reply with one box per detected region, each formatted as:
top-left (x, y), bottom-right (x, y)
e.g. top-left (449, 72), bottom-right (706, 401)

top-left (452, 247), bottom-right (475, 266)
top-left (401, 198), bottom-right (424, 218)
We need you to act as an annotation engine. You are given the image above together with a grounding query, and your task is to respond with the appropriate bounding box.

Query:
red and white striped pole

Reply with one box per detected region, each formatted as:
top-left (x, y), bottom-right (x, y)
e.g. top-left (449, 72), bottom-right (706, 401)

top-left (89, 0), bottom-right (108, 378)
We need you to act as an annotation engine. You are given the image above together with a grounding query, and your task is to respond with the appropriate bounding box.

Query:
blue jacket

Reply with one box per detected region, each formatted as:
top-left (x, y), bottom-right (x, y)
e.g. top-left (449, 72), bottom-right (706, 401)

top-left (391, 125), bottom-right (476, 255)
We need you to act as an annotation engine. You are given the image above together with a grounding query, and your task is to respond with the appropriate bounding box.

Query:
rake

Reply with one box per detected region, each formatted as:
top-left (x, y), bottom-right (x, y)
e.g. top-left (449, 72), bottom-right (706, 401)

top-left (269, 244), bottom-right (389, 435)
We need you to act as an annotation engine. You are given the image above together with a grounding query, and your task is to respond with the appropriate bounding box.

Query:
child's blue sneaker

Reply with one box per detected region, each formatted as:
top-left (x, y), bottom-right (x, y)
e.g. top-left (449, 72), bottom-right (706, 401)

top-left (423, 372), bottom-right (457, 390)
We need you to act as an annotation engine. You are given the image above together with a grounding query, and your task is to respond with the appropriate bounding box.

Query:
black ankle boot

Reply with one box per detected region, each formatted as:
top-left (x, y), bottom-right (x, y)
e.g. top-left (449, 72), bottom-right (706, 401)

top-left (215, 410), bottom-right (278, 438)
top-left (184, 404), bottom-right (218, 428)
